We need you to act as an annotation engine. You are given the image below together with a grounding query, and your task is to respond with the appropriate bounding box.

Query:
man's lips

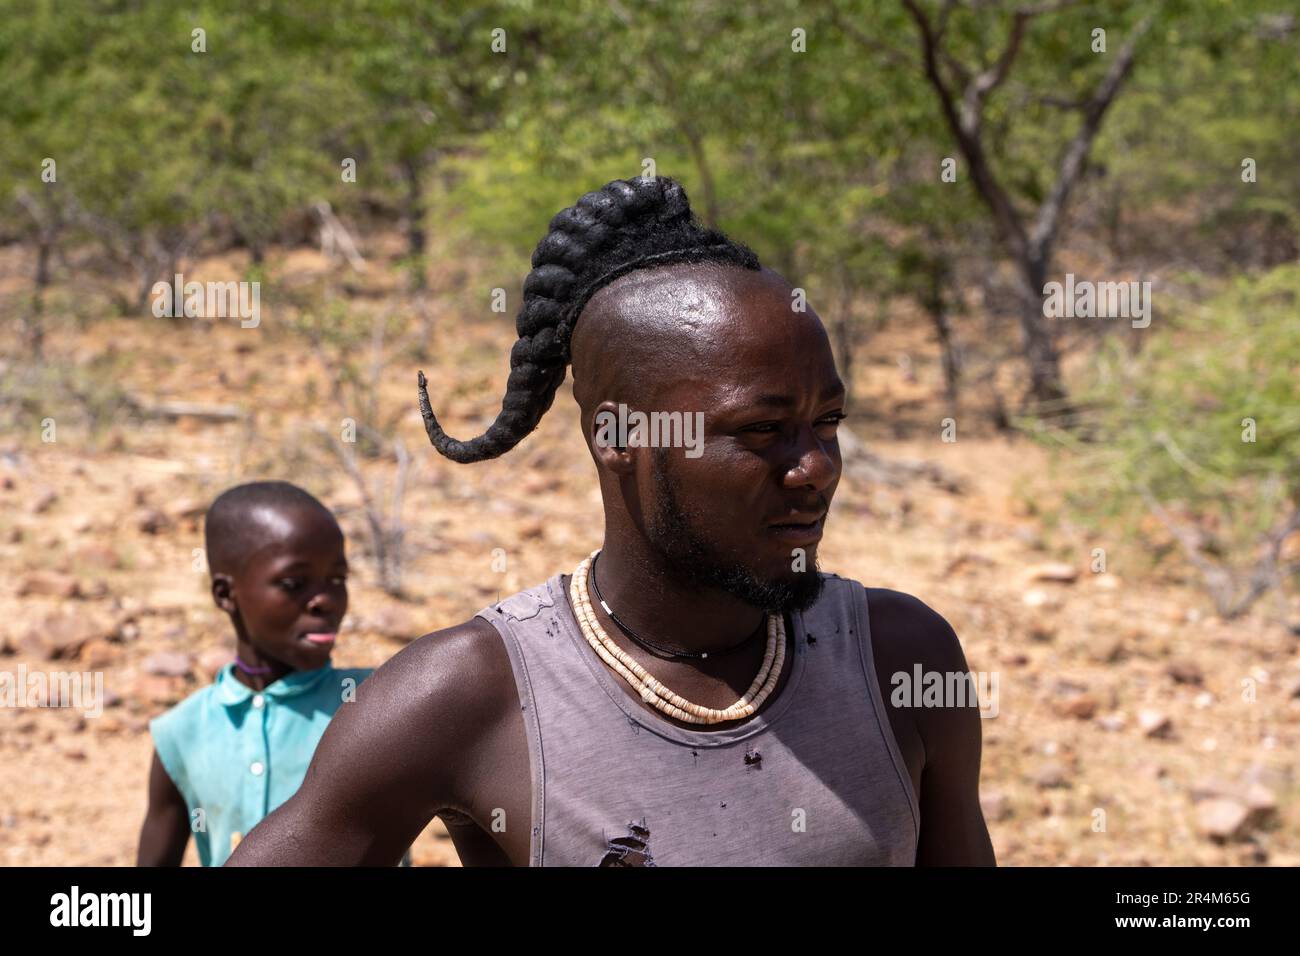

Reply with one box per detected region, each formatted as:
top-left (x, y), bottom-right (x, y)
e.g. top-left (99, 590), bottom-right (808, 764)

top-left (767, 512), bottom-right (827, 545)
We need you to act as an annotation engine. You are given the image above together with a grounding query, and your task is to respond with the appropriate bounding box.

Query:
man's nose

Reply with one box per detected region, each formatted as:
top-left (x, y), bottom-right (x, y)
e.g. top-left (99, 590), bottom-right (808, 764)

top-left (783, 426), bottom-right (839, 492)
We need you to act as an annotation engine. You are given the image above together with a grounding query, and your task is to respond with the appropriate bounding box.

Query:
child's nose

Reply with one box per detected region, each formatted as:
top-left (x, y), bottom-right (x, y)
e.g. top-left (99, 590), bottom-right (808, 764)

top-left (306, 591), bottom-right (336, 614)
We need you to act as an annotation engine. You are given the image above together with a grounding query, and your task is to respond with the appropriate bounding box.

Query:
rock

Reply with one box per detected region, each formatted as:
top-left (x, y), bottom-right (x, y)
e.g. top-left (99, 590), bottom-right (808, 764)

top-left (31, 488), bottom-right (58, 514)
top-left (1193, 691), bottom-right (1215, 709)
top-left (79, 638), bottom-right (119, 669)
top-left (370, 606), bottom-right (421, 642)
top-left (1029, 622), bottom-right (1056, 643)
top-left (1034, 763), bottom-right (1071, 789)
top-left (169, 498), bottom-right (207, 521)
top-left (135, 674), bottom-right (186, 706)
top-left (20, 613), bottom-right (114, 660)
top-left (1196, 799), bottom-right (1251, 842)
top-left (1282, 675), bottom-right (1300, 699)
top-left (1165, 661), bottom-right (1203, 685)
top-left (93, 715), bottom-right (125, 734)
top-left (1021, 589), bottom-right (1058, 609)
top-left (1137, 709), bottom-right (1173, 739)
top-left (1021, 562), bottom-right (1078, 584)
top-left (1190, 777), bottom-right (1237, 802)
top-left (142, 651), bottom-right (193, 678)
top-left (1243, 784), bottom-right (1278, 827)
top-left (74, 544), bottom-right (123, 571)
top-left (1056, 693), bottom-right (1098, 720)
top-left (1088, 635), bottom-right (1124, 664)
top-left (980, 790), bottom-right (1012, 821)
top-left (135, 508), bottom-right (171, 535)
top-left (17, 571), bottom-right (81, 599)
top-left (197, 648), bottom-right (231, 676)
top-left (1096, 712), bottom-right (1126, 732)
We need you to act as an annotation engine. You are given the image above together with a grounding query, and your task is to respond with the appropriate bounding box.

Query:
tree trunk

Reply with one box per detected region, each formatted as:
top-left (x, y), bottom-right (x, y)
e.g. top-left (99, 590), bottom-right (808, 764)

top-left (925, 258), bottom-right (960, 405)
top-left (401, 156), bottom-right (427, 291)
top-left (1016, 253), bottom-right (1067, 409)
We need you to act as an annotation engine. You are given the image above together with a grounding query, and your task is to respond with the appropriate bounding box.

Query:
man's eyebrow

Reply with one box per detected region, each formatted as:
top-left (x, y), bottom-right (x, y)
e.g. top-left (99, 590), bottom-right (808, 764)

top-left (744, 383), bottom-right (847, 409)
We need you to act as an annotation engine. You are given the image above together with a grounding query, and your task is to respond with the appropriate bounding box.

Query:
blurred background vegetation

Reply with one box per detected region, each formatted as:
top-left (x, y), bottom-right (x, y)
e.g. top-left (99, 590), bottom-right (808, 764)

top-left (0, 0), bottom-right (1296, 618)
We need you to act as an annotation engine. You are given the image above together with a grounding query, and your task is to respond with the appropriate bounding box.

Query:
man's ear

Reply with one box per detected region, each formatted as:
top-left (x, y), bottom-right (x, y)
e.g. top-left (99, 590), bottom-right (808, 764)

top-left (211, 574), bottom-right (236, 614)
top-left (589, 400), bottom-right (636, 476)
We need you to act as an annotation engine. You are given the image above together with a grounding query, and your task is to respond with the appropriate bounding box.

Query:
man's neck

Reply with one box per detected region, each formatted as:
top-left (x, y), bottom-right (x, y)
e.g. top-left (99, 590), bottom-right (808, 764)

top-left (588, 538), bottom-right (767, 655)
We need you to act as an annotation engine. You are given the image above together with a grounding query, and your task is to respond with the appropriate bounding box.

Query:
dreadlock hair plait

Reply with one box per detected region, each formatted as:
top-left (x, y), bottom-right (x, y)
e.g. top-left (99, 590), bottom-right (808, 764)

top-left (417, 175), bottom-right (761, 463)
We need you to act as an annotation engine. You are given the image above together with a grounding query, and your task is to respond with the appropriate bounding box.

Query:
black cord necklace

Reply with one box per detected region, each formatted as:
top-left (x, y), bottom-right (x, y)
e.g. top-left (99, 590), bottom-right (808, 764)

top-left (588, 550), bottom-right (766, 660)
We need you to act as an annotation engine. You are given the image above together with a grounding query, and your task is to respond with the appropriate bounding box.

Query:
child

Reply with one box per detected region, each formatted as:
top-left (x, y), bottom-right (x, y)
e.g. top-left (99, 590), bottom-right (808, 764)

top-left (137, 480), bottom-right (388, 866)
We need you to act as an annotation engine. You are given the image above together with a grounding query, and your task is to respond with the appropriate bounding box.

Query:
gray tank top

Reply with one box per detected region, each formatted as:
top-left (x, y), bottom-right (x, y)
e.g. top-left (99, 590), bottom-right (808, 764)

top-left (477, 571), bottom-right (919, 866)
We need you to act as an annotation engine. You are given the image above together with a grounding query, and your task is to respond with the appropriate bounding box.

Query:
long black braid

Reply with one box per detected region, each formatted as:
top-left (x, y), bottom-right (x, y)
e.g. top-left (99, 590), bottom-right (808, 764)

top-left (417, 175), bottom-right (761, 463)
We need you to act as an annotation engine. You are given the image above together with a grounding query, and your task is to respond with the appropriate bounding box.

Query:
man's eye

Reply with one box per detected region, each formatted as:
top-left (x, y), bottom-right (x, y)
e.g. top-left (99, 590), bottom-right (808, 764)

top-left (818, 413), bottom-right (848, 428)
top-left (743, 423), bottom-right (782, 434)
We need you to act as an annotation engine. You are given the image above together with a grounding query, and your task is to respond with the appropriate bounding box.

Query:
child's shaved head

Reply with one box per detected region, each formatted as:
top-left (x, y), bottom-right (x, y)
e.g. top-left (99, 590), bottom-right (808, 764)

top-left (204, 481), bottom-right (337, 576)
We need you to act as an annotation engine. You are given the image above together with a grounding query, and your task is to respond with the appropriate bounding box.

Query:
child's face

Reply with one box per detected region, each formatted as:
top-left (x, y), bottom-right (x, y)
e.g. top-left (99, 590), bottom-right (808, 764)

top-left (223, 506), bottom-right (349, 672)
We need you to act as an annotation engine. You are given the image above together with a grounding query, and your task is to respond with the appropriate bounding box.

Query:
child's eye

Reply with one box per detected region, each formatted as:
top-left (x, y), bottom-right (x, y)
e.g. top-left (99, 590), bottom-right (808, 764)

top-left (277, 578), bottom-right (304, 592)
top-left (329, 575), bottom-right (348, 587)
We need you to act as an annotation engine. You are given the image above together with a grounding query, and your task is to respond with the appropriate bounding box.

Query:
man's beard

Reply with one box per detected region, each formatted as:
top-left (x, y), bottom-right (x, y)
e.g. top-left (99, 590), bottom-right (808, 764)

top-left (645, 449), bottom-right (825, 613)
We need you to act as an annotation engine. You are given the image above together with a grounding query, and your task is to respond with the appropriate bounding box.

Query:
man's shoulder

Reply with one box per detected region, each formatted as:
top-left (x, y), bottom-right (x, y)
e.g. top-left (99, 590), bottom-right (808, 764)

top-left (863, 582), bottom-right (967, 671)
top-left (360, 614), bottom-right (514, 722)
top-left (820, 576), bottom-right (967, 671)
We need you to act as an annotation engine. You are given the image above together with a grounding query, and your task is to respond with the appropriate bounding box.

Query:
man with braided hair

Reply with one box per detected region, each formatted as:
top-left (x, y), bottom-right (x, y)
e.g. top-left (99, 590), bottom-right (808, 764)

top-left (229, 176), bottom-right (994, 866)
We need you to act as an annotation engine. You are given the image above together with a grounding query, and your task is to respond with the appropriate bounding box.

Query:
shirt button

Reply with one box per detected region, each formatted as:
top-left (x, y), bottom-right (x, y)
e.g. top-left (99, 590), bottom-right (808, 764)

top-left (252, 695), bottom-right (265, 709)
top-left (250, 761), bottom-right (264, 776)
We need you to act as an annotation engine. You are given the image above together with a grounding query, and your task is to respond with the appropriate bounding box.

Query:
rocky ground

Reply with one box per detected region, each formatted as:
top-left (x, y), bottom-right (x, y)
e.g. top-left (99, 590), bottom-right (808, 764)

top-left (1, 239), bottom-right (1296, 866)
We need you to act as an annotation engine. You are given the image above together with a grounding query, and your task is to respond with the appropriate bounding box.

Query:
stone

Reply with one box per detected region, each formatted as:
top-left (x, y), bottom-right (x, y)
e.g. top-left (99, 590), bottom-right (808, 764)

top-left (1165, 661), bottom-right (1204, 685)
top-left (135, 508), bottom-right (171, 535)
top-left (1137, 709), bottom-right (1173, 739)
top-left (1056, 693), bottom-right (1098, 720)
top-left (980, 790), bottom-right (1012, 822)
top-left (20, 613), bottom-right (114, 660)
top-left (1243, 784), bottom-right (1278, 827)
top-left (31, 488), bottom-right (58, 514)
top-left (142, 651), bottom-right (193, 678)
top-left (78, 638), bottom-right (119, 669)
top-left (1021, 562), bottom-right (1078, 584)
top-left (370, 606), bottom-right (420, 642)
top-left (1034, 763), bottom-right (1071, 789)
top-left (16, 572), bottom-right (81, 599)
top-left (169, 498), bottom-right (207, 521)
top-left (1088, 635), bottom-right (1124, 663)
top-left (1196, 799), bottom-right (1250, 842)
top-left (135, 674), bottom-right (186, 706)
top-left (1096, 712), bottom-right (1126, 732)
top-left (197, 647), bottom-right (232, 676)
top-left (74, 544), bottom-right (123, 571)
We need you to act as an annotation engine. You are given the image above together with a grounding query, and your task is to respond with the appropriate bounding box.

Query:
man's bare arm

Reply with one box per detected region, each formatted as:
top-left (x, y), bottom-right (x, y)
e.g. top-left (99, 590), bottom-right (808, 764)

top-left (227, 618), bottom-right (506, 866)
top-left (870, 589), bottom-right (996, 866)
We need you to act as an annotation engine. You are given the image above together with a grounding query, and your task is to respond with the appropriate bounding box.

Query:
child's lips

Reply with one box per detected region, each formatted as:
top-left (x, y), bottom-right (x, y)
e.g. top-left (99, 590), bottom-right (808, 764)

top-left (302, 632), bottom-right (337, 646)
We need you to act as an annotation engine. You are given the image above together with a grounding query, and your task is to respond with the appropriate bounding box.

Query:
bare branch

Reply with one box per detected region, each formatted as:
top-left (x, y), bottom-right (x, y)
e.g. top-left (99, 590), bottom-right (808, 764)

top-left (1028, 14), bottom-right (1154, 254)
top-left (832, 8), bottom-right (918, 70)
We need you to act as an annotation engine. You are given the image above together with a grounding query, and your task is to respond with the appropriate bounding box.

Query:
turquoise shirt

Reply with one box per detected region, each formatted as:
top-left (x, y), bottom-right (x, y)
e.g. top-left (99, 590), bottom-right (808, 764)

top-left (150, 662), bottom-right (372, 866)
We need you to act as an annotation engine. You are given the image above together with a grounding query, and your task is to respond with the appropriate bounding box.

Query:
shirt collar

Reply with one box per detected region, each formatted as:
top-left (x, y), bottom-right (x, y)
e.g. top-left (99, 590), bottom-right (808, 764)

top-left (214, 661), bottom-right (335, 707)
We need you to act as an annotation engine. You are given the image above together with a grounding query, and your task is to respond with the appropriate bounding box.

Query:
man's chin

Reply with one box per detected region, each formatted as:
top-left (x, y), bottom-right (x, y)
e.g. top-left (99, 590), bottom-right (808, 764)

top-left (719, 566), bottom-right (826, 615)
